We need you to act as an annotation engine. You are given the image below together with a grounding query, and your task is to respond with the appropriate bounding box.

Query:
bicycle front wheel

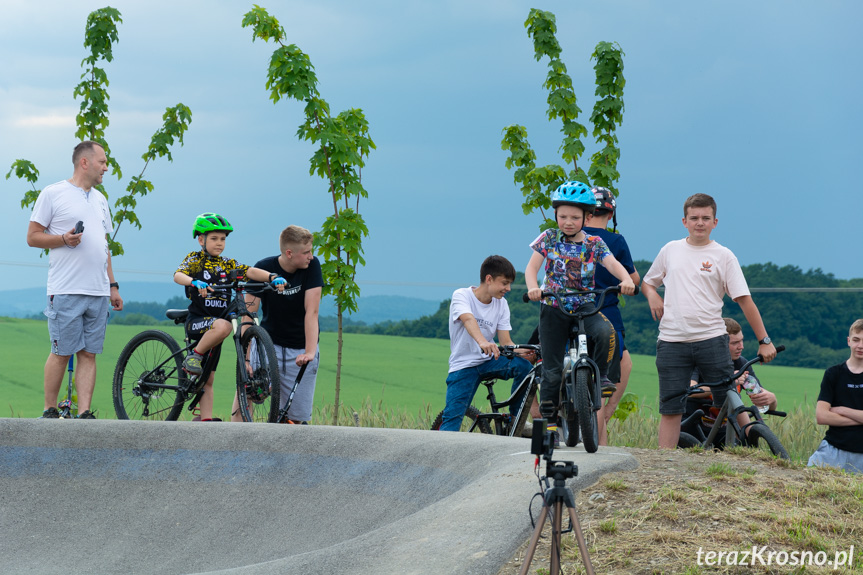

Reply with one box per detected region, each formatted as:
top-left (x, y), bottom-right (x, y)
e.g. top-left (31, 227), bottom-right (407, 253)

top-left (559, 369), bottom-right (579, 447)
top-left (508, 371), bottom-right (539, 438)
top-left (745, 423), bottom-right (790, 460)
top-left (113, 330), bottom-right (186, 421)
top-left (575, 366), bottom-right (599, 453)
top-left (677, 432), bottom-right (702, 449)
top-left (431, 406), bottom-right (493, 433)
top-left (236, 325), bottom-right (281, 423)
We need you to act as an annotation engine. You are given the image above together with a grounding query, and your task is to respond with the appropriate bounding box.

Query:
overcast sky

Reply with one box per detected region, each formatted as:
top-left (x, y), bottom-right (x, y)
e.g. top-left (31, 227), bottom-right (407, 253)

top-left (2, 0), bottom-right (860, 301)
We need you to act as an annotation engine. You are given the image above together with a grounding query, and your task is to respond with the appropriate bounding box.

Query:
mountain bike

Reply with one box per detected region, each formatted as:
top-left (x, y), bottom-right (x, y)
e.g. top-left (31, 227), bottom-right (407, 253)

top-left (430, 344), bottom-right (542, 437)
top-left (523, 285), bottom-right (639, 453)
top-left (112, 275), bottom-right (281, 422)
top-left (669, 346), bottom-right (790, 460)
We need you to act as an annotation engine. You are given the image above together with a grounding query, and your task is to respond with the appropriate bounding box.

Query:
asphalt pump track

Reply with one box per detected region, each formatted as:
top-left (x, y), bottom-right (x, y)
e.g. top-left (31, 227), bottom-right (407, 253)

top-left (0, 418), bottom-right (636, 574)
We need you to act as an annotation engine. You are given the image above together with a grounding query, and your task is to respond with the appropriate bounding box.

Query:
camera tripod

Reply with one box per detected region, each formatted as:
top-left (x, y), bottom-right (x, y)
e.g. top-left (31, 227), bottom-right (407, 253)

top-left (518, 459), bottom-right (595, 575)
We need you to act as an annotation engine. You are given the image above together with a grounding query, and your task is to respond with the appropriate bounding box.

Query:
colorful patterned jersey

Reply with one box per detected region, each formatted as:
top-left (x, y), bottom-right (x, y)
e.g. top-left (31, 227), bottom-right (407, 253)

top-left (530, 229), bottom-right (611, 311)
top-left (175, 251), bottom-right (249, 318)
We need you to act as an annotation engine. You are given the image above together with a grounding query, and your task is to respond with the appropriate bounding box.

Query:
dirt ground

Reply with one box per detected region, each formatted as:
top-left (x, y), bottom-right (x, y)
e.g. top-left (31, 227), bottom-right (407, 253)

top-left (496, 446), bottom-right (863, 574)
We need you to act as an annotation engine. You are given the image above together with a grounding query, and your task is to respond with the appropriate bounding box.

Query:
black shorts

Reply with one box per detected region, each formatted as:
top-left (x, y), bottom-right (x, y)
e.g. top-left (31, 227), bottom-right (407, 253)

top-left (185, 315), bottom-right (224, 371)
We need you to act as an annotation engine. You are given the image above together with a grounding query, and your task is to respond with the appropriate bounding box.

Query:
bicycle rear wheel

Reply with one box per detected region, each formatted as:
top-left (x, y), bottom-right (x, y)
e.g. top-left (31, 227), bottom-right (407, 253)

top-left (113, 330), bottom-right (186, 421)
top-left (236, 325), bottom-right (281, 423)
top-left (431, 406), bottom-right (493, 433)
top-left (744, 423), bottom-right (790, 460)
top-left (575, 366), bottom-right (599, 453)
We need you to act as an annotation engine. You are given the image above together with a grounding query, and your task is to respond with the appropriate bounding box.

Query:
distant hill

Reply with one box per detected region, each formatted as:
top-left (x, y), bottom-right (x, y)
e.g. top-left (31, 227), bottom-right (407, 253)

top-left (345, 265), bottom-right (863, 370)
top-left (0, 283), bottom-right (439, 326)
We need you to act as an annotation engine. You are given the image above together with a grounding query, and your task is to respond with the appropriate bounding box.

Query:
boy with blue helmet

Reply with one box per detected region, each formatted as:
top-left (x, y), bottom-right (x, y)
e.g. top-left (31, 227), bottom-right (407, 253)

top-left (525, 181), bottom-right (636, 440)
top-left (173, 213), bottom-right (286, 421)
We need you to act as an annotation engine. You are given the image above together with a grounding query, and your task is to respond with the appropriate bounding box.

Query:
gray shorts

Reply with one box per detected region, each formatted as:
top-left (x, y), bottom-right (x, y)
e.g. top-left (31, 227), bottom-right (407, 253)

top-left (656, 334), bottom-right (732, 415)
top-left (44, 294), bottom-right (110, 356)
top-left (808, 439), bottom-right (863, 474)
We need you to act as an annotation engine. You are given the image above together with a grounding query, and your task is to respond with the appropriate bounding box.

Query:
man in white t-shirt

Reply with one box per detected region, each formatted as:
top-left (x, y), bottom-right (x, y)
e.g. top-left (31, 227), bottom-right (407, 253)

top-left (641, 193), bottom-right (776, 448)
top-left (27, 141), bottom-right (123, 420)
top-left (438, 255), bottom-right (532, 431)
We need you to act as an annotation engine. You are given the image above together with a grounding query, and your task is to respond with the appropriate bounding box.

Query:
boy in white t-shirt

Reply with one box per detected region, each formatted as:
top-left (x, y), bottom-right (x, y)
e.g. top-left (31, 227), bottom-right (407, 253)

top-left (438, 255), bottom-right (532, 431)
top-left (641, 193), bottom-right (777, 449)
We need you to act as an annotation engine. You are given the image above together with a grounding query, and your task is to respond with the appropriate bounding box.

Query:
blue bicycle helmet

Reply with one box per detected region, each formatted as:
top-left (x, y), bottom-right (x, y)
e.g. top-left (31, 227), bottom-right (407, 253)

top-left (551, 181), bottom-right (596, 213)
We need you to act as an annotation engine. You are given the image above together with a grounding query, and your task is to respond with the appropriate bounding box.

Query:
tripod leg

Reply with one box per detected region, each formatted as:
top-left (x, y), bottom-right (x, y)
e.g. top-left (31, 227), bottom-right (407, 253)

top-left (551, 500), bottom-right (563, 575)
top-left (567, 505), bottom-right (596, 575)
top-left (518, 505), bottom-right (548, 575)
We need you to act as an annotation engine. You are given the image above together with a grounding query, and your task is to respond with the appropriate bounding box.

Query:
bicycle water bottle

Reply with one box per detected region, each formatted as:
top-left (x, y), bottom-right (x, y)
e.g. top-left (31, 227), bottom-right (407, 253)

top-left (743, 374), bottom-right (768, 413)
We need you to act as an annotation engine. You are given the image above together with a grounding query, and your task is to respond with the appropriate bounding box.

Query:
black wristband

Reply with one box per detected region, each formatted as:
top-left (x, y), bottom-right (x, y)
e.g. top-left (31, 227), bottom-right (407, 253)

top-left (110, 282), bottom-right (119, 289)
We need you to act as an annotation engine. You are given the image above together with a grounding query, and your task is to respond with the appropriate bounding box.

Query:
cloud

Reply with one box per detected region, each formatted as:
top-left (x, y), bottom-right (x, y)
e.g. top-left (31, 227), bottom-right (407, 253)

top-left (12, 113), bottom-right (75, 128)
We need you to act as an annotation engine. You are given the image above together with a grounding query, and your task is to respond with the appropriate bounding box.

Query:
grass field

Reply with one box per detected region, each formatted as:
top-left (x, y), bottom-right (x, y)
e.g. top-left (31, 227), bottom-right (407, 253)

top-left (1, 316), bottom-right (827, 421)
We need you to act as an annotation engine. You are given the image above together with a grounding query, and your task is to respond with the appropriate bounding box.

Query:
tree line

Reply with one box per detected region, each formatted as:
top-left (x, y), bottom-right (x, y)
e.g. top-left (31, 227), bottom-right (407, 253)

top-left (336, 263), bottom-right (863, 370)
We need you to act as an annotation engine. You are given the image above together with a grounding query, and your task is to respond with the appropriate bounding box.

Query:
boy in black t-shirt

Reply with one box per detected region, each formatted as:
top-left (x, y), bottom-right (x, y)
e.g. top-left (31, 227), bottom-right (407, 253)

top-left (808, 319), bottom-right (863, 474)
top-left (232, 225), bottom-right (323, 423)
top-left (174, 213), bottom-right (284, 421)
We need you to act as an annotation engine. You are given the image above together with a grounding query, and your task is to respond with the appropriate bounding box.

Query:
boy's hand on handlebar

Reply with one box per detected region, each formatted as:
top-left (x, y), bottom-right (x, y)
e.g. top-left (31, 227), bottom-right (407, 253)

top-left (191, 279), bottom-right (211, 296)
top-left (526, 287), bottom-right (543, 301)
top-left (618, 279), bottom-right (636, 296)
top-left (479, 340), bottom-right (500, 358)
top-left (759, 342), bottom-right (777, 363)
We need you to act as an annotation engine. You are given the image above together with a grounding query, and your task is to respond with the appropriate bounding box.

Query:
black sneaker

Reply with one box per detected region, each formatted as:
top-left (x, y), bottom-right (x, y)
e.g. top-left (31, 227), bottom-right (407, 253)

top-left (39, 407), bottom-right (60, 419)
top-left (601, 377), bottom-right (617, 398)
top-left (76, 410), bottom-right (96, 420)
top-left (183, 354), bottom-right (203, 375)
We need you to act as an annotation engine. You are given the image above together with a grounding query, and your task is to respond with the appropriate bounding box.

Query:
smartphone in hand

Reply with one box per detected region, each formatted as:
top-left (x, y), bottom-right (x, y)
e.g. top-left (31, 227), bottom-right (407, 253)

top-left (73, 221), bottom-right (84, 234)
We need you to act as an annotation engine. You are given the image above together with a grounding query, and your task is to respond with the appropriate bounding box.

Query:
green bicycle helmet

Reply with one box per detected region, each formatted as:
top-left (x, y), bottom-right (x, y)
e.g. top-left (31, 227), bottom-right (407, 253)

top-left (193, 213), bottom-right (233, 238)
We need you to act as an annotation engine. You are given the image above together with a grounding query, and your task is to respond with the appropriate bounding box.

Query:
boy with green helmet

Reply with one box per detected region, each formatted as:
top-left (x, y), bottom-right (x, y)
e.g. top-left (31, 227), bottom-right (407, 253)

top-left (173, 212), bottom-right (286, 421)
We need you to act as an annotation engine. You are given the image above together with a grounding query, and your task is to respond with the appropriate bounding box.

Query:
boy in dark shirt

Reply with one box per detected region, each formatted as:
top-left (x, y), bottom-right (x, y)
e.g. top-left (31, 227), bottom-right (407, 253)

top-left (808, 319), bottom-right (863, 473)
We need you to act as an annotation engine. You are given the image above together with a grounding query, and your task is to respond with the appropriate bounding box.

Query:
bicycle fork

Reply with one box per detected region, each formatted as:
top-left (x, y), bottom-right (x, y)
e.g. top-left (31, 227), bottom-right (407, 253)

top-left (571, 334), bottom-right (602, 412)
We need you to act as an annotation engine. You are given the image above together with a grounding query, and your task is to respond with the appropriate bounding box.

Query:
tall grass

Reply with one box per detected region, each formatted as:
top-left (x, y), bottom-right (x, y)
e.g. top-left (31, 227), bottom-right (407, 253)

top-left (308, 398), bottom-right (822, 464)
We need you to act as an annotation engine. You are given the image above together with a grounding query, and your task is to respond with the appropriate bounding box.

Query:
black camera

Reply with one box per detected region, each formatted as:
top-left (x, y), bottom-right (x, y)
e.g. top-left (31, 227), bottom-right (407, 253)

top-left (531, 419), bottom-right (556, 460)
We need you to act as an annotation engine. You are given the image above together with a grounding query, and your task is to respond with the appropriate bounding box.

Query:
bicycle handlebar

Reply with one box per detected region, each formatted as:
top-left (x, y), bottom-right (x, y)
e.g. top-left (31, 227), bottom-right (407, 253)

top-left (521, 285), bottom-right (640, 314)
top-left (706, 345), bottom-right (785, 389)
top-left (207, 280), bottom-right (280, 296)
top-left (498, 344), bottom-right (541, 359)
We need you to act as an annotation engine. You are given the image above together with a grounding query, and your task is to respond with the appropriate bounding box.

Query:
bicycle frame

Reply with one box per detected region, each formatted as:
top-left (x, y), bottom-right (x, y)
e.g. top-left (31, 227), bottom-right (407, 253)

top-left (58, 355), bottom-right (76, 419)
top-left (674, 346), bottom-right (787, 451)
top-left (469, 344), bottom-right (542, 437)
top-left (128, 280), bottom-right (273, 417)
top-left (700, 390), bottom-right (759, 448)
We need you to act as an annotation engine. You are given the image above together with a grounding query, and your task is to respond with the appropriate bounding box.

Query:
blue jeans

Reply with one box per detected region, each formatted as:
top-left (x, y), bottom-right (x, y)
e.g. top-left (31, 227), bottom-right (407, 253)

top-left (439, 356), bottom-right (533, 432)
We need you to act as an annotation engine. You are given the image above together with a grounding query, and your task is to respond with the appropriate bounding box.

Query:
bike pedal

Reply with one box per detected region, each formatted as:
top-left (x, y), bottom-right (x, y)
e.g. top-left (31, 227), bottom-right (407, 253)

top-left (601, 389), bottom-right (614, 398)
